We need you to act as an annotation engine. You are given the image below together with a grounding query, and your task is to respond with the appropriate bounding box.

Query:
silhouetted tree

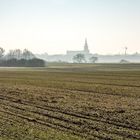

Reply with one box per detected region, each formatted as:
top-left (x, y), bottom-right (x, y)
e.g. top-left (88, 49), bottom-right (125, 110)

top-left (73, 54), bottom-right (86, 63)
top-left (89, 56), bottom-right (98, 63)
top-left (7, 50), bottom-right (15, 59)
top-left (22, 49), bottom-right (35, 60)
top-left (14, 49), bottom-right (22, 59)
top-left (0, 47), bottom-right (5, 58)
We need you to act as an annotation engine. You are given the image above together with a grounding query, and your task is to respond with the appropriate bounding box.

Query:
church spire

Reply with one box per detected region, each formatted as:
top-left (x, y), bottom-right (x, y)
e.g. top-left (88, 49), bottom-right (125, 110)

top-left (84, 38), bottom-right (89, 53)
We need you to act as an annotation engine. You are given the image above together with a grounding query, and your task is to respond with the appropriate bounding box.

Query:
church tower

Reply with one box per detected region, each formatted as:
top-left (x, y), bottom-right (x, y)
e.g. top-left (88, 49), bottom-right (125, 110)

top-left (84, 38), bottom-right (89, 53)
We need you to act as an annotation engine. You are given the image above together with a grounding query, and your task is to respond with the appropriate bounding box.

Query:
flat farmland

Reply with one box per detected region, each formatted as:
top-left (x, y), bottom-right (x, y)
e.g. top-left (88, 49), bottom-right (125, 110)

top-left (0, 64), bottom-right (140, 140)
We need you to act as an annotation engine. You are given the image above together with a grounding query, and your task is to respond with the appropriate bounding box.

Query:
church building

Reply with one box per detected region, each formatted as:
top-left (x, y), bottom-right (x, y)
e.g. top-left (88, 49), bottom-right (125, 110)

top-left (67, 39), bottom-right (90, 56)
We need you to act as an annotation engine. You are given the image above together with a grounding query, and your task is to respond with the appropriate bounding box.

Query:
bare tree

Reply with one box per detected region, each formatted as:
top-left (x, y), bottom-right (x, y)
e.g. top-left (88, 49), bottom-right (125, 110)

top-left (89, 56), bottom-right (98, 63)
top-left (7, 50), bottom-right (15, 59)
top-left (0, 47), bottom-right (5, 58)
top-left (14, 49), bottom-right (22, 59)
top-left (22, 49), bottom-right (35, 60)
top-left (73, 53), bottom-right (86, 63)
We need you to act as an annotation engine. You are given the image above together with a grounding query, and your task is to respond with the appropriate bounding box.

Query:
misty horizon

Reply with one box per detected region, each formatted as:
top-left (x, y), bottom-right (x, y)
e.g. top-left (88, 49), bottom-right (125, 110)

top-left (1, 42), bottom-right (140, 56)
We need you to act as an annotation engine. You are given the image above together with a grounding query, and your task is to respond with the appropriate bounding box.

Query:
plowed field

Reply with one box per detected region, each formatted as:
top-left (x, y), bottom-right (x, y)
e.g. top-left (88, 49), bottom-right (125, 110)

top-left (0, 64), bottom-right (140, 140)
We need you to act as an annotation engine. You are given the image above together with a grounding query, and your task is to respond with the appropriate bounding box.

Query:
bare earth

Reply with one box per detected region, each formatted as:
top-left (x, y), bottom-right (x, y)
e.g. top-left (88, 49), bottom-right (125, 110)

top-left (0, 64), bottom-right (140, 140)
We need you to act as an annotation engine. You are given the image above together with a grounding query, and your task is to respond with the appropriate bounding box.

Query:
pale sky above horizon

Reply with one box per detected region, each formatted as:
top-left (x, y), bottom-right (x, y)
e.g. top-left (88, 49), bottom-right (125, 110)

top-left (0, 0), bottom-right (140, 55)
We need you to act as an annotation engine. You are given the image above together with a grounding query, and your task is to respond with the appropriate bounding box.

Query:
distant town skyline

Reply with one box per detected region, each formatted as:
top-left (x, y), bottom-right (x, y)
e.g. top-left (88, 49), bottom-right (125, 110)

top-left (0, 0), bottom-right (140, 55)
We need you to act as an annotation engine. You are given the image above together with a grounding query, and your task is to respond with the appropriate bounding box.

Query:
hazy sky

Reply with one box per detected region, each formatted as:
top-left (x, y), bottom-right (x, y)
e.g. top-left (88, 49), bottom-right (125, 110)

top-left (0, 0), bottom-right (140, 55)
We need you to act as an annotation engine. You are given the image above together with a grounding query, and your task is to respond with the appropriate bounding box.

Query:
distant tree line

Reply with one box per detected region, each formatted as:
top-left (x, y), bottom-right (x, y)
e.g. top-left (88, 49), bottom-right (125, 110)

top-left (1, 48), bottom-right (35, 60)
top-left (0, 47), bottom-right (45, 67)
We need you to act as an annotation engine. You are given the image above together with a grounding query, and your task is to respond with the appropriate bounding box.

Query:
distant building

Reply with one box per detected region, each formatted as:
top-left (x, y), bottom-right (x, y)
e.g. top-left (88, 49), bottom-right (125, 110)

top-left (67, 38), bottom-right (90, 56)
